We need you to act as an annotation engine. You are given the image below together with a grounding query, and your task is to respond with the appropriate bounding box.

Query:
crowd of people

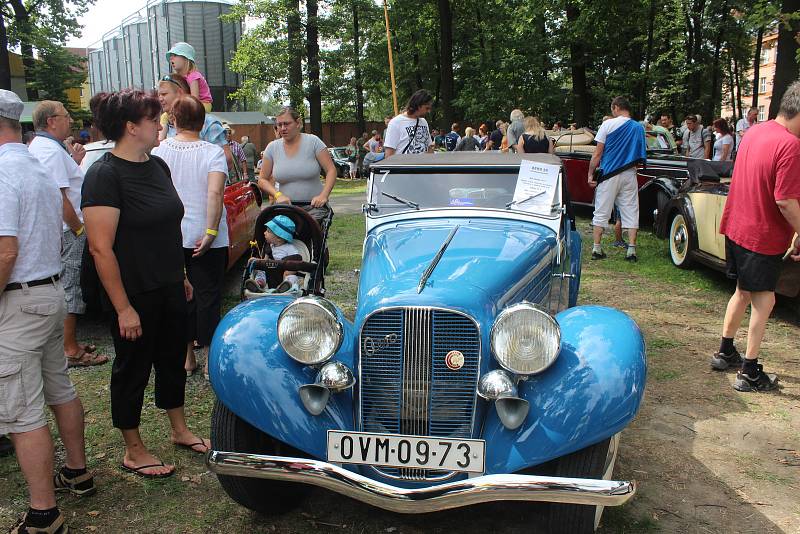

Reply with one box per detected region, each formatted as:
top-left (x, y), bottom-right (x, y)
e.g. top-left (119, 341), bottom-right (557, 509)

top-left (1, 36), bottom-right (799, 530)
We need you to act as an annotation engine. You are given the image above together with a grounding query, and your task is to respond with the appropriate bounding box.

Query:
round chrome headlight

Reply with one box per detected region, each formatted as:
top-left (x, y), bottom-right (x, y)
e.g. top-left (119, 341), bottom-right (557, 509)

top-left (490, 303), bottom-right (560, 375)
top-left (278, 297), bottom-right (343, 365)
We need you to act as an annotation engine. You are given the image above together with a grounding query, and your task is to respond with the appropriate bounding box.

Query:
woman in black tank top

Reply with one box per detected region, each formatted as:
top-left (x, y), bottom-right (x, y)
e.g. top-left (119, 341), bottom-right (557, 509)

top-left (517, 116), bottom-right (554, 154)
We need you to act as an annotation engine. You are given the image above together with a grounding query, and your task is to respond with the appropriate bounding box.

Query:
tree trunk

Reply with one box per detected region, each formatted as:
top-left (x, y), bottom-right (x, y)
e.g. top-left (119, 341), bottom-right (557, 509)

top-left (566, 2), bottom-right (590, 127)
top-left (686, 0), bottom-right (707, 109)
top-left (306, 0), bottom-right (322, 137)
top-left (728, 50), bottom-right (736, 120)
top-left (0, 10), bottom-right (11, 90)
top-left (10, 0), bottom-right (38, 100)
top-left (287, 0), bottom-right (304, 111)
top-left (706, 1), bottom-right (728, 123)
top-left (733, 55), bottom-right (743, 122)
top-left (352, 1), bottom-right (365, 133)
top-left (751, 26), bottom-right (763, 109)
top-left (639, 0), bottom-right (657, 118)
top-left (437, 0), bottom-right (455, 127)
top-left (768, 0), bottom-right (800, 119)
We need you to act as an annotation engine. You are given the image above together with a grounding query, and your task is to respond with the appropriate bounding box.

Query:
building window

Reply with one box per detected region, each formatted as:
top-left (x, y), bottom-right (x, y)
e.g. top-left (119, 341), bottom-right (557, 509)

top-left (760, 48), bottom-right (769, 65)
top-left (759, 77), bottom-right (767, 93)
top-left (758, 105), bottom-right (765, 122)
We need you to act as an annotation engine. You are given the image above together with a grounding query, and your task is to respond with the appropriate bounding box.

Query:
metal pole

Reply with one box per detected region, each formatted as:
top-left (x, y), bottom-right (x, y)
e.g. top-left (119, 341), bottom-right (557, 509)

top-left (382, 0), bottom-right (398, 116)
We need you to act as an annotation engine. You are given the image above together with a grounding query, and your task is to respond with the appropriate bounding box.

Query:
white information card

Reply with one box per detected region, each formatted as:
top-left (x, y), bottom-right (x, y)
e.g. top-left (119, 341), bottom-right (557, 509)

top-left (512, 160), bottom-right (560, 215)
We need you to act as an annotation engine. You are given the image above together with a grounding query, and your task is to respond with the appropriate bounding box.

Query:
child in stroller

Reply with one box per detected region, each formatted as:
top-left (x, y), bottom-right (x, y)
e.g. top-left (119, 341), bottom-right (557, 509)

top-left (240, 204), bottom-right (331, 300)
top-left (244, 215), bottom-right (302, 294)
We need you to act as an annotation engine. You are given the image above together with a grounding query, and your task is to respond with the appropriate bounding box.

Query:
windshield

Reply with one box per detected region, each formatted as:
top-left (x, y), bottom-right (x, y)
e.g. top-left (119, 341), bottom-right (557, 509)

top-left (366, 170), bottom-right (562, 216)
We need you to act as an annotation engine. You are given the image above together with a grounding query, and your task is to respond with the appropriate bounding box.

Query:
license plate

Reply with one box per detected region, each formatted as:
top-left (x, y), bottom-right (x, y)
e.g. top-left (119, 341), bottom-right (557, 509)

top-left (327, 430), bottom-right (485, 474)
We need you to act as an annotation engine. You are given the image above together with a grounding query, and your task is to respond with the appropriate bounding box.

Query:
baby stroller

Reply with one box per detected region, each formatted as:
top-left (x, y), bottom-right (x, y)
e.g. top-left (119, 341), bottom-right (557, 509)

top-left (241, 204), bottom-right (333, 300)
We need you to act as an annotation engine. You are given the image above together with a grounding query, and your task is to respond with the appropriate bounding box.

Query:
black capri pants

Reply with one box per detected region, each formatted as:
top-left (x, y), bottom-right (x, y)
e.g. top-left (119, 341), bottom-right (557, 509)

top-left (184, 247), bottom-right (227, 347)
top-left (110, 282), bottom-right (187, 429)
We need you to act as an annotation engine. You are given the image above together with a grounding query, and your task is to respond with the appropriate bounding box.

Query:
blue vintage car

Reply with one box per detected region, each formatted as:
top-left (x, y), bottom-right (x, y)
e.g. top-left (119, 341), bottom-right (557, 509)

top-left (206, 152), bottom-right (647, 533)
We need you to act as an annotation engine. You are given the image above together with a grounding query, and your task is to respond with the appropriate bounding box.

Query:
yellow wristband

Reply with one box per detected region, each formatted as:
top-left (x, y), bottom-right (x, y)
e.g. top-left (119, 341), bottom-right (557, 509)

top-left (75, 225), bottom-right (85, 237)
top-left (274, 191), bottom-right (283, 199)
top-left (205, 228), bottom-right (218, 237)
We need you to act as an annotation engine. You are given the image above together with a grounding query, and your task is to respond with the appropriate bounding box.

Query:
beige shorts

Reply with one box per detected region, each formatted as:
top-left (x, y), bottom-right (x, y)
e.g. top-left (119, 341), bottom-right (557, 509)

top-left (592, 167), bottom-right (640, 229)
top-left (0, 281), bottom-right (76, 435)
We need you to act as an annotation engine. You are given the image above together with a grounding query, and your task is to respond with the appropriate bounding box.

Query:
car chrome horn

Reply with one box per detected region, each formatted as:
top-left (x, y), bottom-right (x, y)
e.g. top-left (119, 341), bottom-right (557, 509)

top-left (298, 361), bottom-right (356, 416)
top-left (477, 369), bottom-right (530, 430)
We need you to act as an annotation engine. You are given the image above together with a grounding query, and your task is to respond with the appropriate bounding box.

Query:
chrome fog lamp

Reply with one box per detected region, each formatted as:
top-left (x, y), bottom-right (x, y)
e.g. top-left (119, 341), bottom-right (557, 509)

top-left (490, 303), bottom-right (561, 375)
top-left (278, 296), bottom-right (343, 366)
top-left (299, 361), bottom-right (356, 416)
top-left (477, 369), bottom-right (530, 430)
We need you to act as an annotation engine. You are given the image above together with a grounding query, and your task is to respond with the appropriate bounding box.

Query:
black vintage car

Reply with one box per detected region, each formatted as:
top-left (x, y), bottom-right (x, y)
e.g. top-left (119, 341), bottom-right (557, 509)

top-left (653, 159), bottom-right (800, 315)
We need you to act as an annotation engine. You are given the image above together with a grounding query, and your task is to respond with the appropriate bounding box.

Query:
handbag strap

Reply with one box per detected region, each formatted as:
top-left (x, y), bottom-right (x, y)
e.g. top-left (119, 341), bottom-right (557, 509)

top-left (402, 118), bottom-right (420, 154)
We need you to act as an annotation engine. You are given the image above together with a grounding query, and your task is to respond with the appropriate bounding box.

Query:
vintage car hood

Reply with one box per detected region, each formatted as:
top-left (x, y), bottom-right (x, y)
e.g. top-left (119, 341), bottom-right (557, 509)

top-left (356, 217), bottom-right (557, 322)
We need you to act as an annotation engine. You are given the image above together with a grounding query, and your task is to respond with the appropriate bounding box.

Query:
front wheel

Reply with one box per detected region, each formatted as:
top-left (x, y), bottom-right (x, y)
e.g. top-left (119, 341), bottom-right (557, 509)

top-left (546, 436), bottom-right (615, 534)
top-left (211, 400), bottom-right (311, 515)
top-left (669, 213), bottom-right (695, 269)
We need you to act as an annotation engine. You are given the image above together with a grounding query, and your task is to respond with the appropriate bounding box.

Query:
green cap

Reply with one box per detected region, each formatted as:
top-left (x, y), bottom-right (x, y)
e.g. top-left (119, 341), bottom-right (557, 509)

top-left (166, 42), bottom-right (195, 63)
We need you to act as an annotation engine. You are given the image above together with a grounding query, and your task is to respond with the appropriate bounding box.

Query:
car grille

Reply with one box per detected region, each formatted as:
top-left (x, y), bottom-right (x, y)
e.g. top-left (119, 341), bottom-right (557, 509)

top-left (359, 307), bottom-right (480, 480)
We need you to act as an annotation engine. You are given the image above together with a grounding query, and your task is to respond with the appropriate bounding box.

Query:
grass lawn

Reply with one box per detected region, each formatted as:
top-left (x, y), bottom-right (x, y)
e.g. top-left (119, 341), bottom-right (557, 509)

top-left (328, 179), bottom-right (366, 198)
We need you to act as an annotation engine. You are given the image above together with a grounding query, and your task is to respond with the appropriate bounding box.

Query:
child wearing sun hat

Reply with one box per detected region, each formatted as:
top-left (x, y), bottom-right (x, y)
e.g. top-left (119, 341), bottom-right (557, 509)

top-left (167, 42), bottom-right (212, 112)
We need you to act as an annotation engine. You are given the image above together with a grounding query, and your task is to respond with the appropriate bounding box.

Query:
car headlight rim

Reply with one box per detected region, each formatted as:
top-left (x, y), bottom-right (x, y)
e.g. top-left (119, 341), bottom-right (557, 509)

top-left (278, 296), bottom-right (344, 366)
top-left (490, 302), bottom-right (560, 375)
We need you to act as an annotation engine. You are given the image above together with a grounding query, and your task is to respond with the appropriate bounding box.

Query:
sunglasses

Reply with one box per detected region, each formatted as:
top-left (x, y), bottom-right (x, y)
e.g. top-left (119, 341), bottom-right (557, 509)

top-left (160, 75), bottom-right (182, 89)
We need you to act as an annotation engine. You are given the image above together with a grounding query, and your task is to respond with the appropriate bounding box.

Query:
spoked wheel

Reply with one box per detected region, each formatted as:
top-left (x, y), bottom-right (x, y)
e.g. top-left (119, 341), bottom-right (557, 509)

top-left (669, 213), bottom-right (694, 269)
top-left (211, 400), bottom-right (311, 515)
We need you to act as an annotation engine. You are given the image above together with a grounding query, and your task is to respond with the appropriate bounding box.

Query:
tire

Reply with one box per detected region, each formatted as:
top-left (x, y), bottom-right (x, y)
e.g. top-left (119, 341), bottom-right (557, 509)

top-left (211, 400), bottom-right (311, 515)
top-left (545, 437), bottom-right (613, 534)
top-left (669, 212), bottom-right (695, 269)
top-left (656, 190), bottom-right (670, 224)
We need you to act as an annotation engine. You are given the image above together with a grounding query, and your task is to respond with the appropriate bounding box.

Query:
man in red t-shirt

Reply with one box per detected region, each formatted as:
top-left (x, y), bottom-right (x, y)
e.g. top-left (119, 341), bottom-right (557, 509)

top-left (712, 82), bottom-right (800, 392)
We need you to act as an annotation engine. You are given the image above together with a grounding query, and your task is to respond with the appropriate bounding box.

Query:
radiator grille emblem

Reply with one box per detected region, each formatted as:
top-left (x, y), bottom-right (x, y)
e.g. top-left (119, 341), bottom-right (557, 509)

top-left (445, 350), bottom-right (465, 370)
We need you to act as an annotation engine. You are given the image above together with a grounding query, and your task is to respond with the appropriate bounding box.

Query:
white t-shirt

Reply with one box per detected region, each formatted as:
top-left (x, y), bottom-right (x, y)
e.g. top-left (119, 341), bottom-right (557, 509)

top-left (151, 138), bottom-right (229, 249)
top-left (272, 241), bottom-right (300, 260)
top-left (28, 134), bottom-right (84, 232)
top-left (594, 116), bottom-right (632, 144)
top-left (384, 114), bottom-right (433, 154)
top-left (713, 133), bottom-right (733, 161)
top-left (735, 118), bottom-right (752, 135)
top-left (0, 143), bottom-right (62, 283)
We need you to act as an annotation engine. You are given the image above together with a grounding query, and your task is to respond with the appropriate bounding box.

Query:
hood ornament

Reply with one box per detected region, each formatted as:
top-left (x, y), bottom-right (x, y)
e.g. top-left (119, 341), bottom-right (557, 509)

top-left (417, 225), bottom-right (460, 294)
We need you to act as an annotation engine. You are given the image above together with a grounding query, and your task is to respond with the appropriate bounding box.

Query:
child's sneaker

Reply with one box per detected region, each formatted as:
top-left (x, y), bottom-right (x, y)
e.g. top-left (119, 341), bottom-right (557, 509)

top-left (612, 240), bottom-right (628, 248)
top-left (244, 279), bottom-right (264, 293)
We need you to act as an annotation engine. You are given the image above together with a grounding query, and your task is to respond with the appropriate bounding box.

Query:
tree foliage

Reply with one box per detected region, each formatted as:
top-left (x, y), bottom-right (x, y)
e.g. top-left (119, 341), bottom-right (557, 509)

top-left (1, 0), bottom-right (94, 102)
top-left (228, 0), bottom-right (797, 129)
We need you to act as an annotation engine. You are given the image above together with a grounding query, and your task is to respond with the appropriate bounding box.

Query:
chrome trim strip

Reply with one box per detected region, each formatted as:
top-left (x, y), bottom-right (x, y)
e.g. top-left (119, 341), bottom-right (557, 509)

top-left (206, 452), bottom-right (636, 512)
top-left (417, 225), bottom-right (459, 294)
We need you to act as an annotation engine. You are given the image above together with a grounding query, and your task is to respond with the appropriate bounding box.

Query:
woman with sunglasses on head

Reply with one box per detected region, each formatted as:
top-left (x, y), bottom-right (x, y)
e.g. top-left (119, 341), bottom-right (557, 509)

top-left (256, 107), bottom-right (337, 224)
top-left (82, 89), bottom-right (209, 479)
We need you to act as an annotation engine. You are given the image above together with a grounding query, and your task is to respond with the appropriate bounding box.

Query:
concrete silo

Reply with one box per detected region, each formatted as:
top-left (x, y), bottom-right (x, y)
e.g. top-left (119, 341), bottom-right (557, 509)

top-left (86, 0), bottom-right (242, 111)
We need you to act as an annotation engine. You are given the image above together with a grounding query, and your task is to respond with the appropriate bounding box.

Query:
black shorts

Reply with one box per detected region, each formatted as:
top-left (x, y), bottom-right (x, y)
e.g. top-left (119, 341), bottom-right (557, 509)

top-left (725, 237), bottom-right (783, 292)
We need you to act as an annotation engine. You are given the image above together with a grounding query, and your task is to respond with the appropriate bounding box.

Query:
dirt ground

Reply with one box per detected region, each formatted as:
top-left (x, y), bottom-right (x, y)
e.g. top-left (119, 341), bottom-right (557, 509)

top-left (1, 215), bottom-right (798, 533)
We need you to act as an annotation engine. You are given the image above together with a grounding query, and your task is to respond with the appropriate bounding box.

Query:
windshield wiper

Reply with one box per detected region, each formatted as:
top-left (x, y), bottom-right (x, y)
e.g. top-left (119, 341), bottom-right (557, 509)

top-left (505, 189), bottom-right (546, 209)
top-left (381, 192), bottom-right (419, 210)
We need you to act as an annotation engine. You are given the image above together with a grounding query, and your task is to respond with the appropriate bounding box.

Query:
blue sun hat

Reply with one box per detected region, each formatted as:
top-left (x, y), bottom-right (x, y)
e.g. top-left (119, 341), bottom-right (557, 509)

top-left (166, 42), bottom-right (195, 63)
top-left (265, 215), bottom-right (295, 242)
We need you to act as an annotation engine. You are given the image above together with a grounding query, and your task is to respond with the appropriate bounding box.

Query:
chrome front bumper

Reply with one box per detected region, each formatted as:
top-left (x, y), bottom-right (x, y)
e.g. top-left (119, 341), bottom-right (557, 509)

top-left (205, 451), bottom-right (636, 513)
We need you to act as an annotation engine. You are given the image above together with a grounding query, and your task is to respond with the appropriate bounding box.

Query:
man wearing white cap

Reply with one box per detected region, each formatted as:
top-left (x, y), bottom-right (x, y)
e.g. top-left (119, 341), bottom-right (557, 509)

top-left (0, 89), bottom-right (94, 534)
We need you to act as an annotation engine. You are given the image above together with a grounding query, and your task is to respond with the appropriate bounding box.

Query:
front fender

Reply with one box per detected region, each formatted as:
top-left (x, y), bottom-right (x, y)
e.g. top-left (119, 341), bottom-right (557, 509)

top-left (483, 306), bottom-right (646, 474)
top-left (209, 297), bottom-right (357, 459)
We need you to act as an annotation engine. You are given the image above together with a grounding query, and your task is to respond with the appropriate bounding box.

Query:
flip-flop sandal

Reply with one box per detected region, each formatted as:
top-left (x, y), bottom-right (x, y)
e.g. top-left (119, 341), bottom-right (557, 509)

top-left (80, 343), bottom-right (97, 353)
top-left (121, 461), bottom-right (175, 479)
top-left (66, 348), bottom-right (109, 368)
top-left (174, 439), bottom-right (210, 454)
